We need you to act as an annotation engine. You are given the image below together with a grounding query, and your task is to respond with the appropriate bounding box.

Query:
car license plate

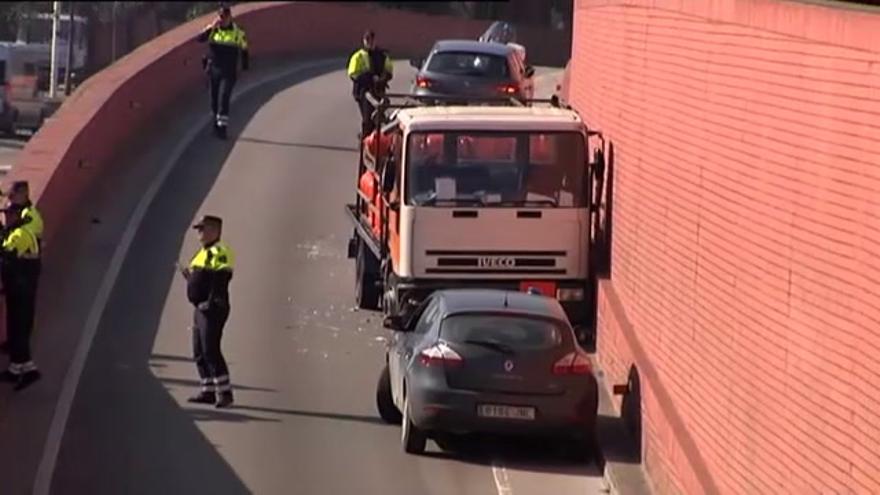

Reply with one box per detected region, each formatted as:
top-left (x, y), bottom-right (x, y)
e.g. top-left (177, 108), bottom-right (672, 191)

top-left (477, 404), bottom-right (536, 420)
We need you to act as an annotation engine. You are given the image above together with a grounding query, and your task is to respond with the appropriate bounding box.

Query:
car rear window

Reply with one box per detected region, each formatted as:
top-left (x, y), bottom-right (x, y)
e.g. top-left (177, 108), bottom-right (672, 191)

top-left (440, 314), bottom-right (565, 351)
top-left (426, 52), bottom-right (510, 79)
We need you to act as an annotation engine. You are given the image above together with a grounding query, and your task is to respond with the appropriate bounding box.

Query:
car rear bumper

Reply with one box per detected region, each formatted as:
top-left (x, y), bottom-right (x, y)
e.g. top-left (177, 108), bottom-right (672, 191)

top-left (407, 380), bottom-right (598, 437)
top-left (411, 87), bottom-right (525, 103)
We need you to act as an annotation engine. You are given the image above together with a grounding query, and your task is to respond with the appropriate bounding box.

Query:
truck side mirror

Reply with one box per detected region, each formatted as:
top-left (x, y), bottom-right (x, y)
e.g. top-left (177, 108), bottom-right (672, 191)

top-left (382, 159), bottom-right (396, 194)
top-left (524, 65), bottom-right (535, 78)
top-left (593, 149), bottom-right (606, 178)
top-left (409, 58), bottom-right (423, 69)
top-left (383, 315), bottom-right (405, 331)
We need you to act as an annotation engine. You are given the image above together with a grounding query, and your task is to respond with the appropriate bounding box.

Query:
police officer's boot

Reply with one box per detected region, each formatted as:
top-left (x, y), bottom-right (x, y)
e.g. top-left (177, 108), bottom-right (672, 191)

top-left (14, 370), bottom-right (41, 391)
top-left (216, 391), bottom-right (234, 409)
top-left (215, 114), bottom-right (229, 140)
top-left (187, 391), bottom-right (216, 404)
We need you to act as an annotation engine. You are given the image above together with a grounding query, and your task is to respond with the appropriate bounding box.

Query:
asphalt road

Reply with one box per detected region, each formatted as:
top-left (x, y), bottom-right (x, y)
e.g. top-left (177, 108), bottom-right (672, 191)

top-left (43, 60), bottom-right (604, 495)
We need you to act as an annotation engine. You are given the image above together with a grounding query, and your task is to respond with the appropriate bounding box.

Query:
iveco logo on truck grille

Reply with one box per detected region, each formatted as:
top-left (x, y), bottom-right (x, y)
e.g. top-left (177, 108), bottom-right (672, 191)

top-left (477, 257), bottom-right (515, 268)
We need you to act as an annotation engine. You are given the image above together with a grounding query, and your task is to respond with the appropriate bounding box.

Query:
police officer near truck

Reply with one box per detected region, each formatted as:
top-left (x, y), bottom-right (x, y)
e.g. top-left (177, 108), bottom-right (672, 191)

top-left (179, 215), bottom-right (235, 408)
top-left (348, 29), bottom-right (394, 137)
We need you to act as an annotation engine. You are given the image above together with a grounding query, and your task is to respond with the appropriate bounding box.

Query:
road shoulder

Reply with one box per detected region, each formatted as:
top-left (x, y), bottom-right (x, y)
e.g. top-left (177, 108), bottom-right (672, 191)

top-left (591, 356), bottom-right (655, 495)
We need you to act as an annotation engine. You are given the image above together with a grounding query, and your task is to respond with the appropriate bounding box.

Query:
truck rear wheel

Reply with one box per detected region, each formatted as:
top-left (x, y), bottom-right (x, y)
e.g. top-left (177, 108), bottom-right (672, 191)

top-left (355, 240), bottom-right (380, 310)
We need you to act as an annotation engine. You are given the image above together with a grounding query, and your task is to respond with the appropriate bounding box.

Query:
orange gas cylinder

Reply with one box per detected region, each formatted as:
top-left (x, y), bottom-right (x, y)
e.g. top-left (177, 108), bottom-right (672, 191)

top-left (363, 130), bottom-right (392, 162)
top-left (359, 170), bottom-right (377, 199)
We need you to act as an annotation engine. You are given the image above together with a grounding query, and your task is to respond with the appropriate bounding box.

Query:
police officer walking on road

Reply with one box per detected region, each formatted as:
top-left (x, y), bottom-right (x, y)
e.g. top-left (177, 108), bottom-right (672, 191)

top-left (0, 201), bottom-right (42, 390)
top-left (180, 215), bottom-right (235, 408)
top-left (0, 181), bottom-right (42, 356)
top-left (198, 5), bottom-right (249, 139)
top-left (348, 29), bottom-right (394, 137)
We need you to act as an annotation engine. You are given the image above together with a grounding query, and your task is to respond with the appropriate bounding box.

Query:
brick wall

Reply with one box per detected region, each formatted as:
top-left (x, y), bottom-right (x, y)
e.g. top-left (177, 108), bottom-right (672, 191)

top-left (567, 0), bottom-right (880, 493)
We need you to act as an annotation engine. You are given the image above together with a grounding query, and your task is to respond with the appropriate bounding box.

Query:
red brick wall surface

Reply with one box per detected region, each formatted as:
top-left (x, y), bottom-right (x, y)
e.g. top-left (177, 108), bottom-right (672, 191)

top-left (568, 0), bottom-right (880, 494)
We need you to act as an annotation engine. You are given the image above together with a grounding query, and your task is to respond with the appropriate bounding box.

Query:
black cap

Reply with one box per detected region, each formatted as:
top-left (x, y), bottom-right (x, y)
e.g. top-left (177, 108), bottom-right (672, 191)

top-left (1, 180), bottom-right (28, 196)
top-left (193, 215), bottom-right (223, 230)
top-left (219, 4), bottom-right (231, 15)
top-left (364, 29), bottom-right (375, 40)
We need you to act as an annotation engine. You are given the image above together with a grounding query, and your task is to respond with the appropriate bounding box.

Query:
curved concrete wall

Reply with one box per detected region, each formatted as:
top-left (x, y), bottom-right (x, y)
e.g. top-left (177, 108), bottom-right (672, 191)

top-left (567, 0), bottom-right (880, 494)
top-left (7, 1), bottom-right (493, 246)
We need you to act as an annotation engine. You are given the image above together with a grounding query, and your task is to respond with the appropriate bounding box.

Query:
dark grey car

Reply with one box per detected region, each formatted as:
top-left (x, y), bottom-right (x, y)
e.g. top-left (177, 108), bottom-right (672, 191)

top-left (375, 289), bottom-right (598, 456)
top-left (409, 40), bottom-right (535, 102)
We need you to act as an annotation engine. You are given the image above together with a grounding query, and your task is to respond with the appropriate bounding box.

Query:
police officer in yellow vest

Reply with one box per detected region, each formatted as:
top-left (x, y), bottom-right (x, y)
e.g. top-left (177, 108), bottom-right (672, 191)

top-left (198, 5), bottom-right (249, 138)
top-left (180, 215), bottom-right (235, 408)
top-left (0, 181), bottom-right (42, 355)
top-left (348, 29), bottom-right (394, 136)
top-left (0, 203), bottom-right (41, 390)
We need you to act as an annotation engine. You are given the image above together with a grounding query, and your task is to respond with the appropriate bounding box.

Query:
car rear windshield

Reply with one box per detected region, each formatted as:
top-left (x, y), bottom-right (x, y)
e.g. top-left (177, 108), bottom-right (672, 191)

top-left (440, 313), bottom-right (565, 351)
top-left (426, 51), bottom-right (509, 79)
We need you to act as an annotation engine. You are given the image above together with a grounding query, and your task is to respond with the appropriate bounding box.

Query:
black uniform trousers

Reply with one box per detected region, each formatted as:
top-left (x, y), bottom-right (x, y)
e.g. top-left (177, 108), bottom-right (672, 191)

top-left (5, 266), bottom-right (39, 369)
top-left (192, 304), bottom-right (230, 394)
top-left (209, 66), bottom-right (237, 119)
top-left (355, 94), bottom-right (376, 136)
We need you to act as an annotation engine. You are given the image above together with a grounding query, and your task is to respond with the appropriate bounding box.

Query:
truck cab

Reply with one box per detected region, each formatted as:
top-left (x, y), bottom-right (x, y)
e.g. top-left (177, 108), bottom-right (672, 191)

top-left (346, 98), bottom-right (604, 328)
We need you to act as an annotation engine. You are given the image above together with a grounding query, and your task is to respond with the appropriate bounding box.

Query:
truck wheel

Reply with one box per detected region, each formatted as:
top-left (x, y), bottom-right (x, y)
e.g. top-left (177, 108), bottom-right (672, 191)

top-left (376, 363), bottom-right (402, 424)
top-left (355, 241), bottom-right (380, 310)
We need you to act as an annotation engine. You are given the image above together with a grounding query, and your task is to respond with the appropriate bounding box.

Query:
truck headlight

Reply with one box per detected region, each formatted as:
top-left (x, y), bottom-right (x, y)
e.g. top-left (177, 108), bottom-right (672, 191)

top-left (556, 288), bottom-right (584, 302)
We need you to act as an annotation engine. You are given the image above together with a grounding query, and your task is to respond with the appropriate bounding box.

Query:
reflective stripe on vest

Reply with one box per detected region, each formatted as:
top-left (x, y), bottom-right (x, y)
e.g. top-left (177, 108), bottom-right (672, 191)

top-left (190, 242), bottom-right (235, 271)
top-left (3, 226), bottom-right (40, 259)
top-left (209, 25), bottom-right (247, 49)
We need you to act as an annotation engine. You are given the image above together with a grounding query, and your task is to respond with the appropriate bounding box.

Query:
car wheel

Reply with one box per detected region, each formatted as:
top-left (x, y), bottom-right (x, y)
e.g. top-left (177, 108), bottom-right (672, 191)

top-left (401, 392), bottom-right (427, 454)
top-left (355, 240), bottom-right (380, 310)
top-left (376, 363), bottom-right (402, 424)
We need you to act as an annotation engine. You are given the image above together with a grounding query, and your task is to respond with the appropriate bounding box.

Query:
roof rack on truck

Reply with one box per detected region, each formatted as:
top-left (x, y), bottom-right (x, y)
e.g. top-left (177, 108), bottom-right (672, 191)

top-left (365, 92), bottom-right (572, 111)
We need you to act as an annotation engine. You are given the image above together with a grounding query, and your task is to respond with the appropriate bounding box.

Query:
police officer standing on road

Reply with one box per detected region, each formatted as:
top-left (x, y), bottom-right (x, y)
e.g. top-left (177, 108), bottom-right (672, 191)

top-left (180, 215), bottom-right (235, 408)
top-left (0, 201), bottom-right (42, 390)
top-left (347, 29), bottom-right (394, 137)
top-left (198, 5), bottom-right (249, 139)
top-left (0, 181), bottom-right (42, 355)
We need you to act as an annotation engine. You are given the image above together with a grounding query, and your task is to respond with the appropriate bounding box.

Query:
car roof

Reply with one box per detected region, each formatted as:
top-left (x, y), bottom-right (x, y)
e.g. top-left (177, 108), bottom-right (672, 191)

top-left (395, 105), bottom-right (584, 132)
top-left (435, 289), bottom-right (570, 322)
top-left (431, 39), bottom-right (513, 57)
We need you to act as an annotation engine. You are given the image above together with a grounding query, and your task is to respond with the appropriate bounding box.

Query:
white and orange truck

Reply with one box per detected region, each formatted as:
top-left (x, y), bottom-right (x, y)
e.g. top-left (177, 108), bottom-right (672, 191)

top-left (345, 94), bottom-right (606, 328)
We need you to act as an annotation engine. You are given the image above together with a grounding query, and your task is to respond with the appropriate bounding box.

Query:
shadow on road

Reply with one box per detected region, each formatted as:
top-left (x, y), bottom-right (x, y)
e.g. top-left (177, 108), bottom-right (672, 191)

top-left (49, 60), bottom-right (340, 495)
top-left (157, 376), bottom-right (278, 393)
top-left (237, 136), bottom-right (358, 154)
top-left (424, 433), bottom-right (601, 477)
top-left (187, 404), bottom-right (391, 427)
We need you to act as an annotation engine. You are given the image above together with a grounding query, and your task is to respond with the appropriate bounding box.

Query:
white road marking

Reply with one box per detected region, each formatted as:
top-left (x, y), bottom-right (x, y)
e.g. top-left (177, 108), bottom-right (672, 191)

top-left (492, 461), bottom-right (514, 495)
top-left (32, 57), bottom-right (340, 495)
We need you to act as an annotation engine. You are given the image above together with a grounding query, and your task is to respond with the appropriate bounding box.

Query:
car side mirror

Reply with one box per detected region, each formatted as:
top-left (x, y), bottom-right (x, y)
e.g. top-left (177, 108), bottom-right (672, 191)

top-left (524, 65), bottom-right (535, 78)
top-left (383, 315), bottom-right (405, 331)
top-left (409, 58), bottom-right (423, 69)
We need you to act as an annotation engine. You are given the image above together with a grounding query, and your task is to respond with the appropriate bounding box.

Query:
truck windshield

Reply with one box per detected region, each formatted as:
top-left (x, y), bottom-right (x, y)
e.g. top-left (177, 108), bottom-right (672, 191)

top-left (405, 131), bottom-right (586, 207)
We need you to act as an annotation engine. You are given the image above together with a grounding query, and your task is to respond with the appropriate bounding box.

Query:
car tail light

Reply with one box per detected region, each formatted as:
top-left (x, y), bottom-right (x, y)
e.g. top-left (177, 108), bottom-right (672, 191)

top-left (419, 342), bottom-right (463, 368)
top-left (416, 76), bottom-right (434, 89)
top-left (498, 83), bottom-right (518, 95)
top-left (553, 351), bottom-right (592, 375)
